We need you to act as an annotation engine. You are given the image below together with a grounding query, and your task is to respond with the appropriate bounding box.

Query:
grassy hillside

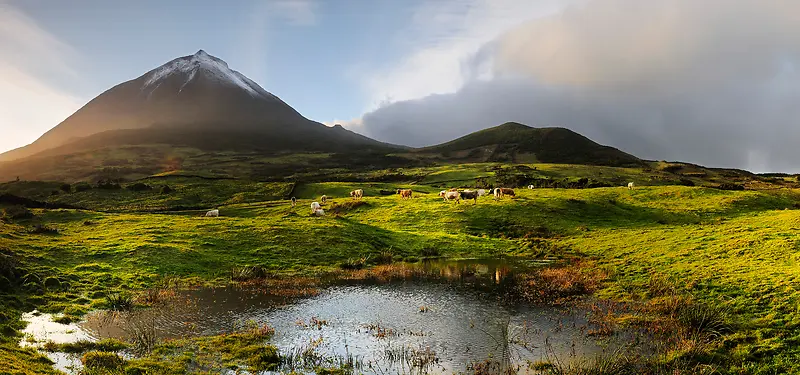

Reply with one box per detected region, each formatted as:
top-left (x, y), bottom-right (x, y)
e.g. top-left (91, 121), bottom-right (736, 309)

top-left (4, 163), bottom-right (800, 373)
top-left (412, 122), bottom-right (644, 167)
top-left (0, 122), bottom-right (648, 183)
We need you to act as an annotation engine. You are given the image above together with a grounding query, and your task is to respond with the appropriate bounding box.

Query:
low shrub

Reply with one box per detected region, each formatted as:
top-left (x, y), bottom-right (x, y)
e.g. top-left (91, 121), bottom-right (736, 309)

top-left (74, 182), bottom-right (92, 192)
top-left (126, 182), bottom-right (152, 192)
top-left (420, 247), bottom-right (441, 257)
top-left (716, 183), bottom-right (744, 191)
top-left (160, 185), bottom-right (173, 194)
top-left (2, 205), bottom-right (34, 220)
top-left (28, 224), bottom-right (58, 234)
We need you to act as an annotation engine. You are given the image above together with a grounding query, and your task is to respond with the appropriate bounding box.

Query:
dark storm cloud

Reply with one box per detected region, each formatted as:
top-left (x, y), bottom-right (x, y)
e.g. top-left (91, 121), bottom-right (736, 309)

top-left (353, 0), bottom-right (800, 172)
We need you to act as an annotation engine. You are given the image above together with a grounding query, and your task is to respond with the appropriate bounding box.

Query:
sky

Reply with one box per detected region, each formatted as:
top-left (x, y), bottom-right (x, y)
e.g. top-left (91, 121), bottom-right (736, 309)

top-left (2, 0), bottom-right (800, 172)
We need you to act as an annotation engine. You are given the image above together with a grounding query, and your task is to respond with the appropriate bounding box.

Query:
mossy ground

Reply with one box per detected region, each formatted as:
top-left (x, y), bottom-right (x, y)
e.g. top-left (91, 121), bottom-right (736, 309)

top-left (2, 163), bottom-right (800, 373)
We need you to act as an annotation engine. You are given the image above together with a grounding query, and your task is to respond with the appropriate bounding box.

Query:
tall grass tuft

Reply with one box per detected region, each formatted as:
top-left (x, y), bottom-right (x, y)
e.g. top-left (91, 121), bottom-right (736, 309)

top-left (105, 292), bottom-right (134, 311)
top-left (677, 302), bottom-right (732, 340)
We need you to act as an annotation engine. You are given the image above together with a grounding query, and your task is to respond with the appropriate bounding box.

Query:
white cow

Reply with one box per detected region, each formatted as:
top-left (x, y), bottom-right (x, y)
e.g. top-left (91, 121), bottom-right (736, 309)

top-left (350, 189), bottom-right (364, 200)
top-left (476, 189), bottom-right (488, 197)
top-left (628, 182), bottom-right (635, 190)
top-left (205, 209), bottom-right (219, 217)
top-left (528, 185), bottom-right (534, 189)
top-left (439, 190), bottom-right (460, 203)
top-left (314, 209), bottom-right (325, 216)
top-left (311, 202), bottom-right (321, 214)
top-left (291, 197), bottom-right (297, 207)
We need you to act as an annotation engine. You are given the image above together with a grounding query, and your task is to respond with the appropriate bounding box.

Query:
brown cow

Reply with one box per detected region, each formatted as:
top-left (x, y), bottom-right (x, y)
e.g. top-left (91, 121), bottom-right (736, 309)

top-left (397, 189), bottom-right (413, 199)
top-left (493, 188), bottom-right (516, 199)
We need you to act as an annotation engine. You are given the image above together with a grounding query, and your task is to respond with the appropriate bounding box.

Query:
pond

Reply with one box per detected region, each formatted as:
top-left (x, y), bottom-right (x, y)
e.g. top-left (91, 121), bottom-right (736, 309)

top-left (22, 258), bottom-right (650, 374)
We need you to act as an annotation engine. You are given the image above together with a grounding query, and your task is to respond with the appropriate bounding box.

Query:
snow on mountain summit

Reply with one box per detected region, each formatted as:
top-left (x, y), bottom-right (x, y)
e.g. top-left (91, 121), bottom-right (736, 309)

top-left (142, 50), bottom-right (278, 100)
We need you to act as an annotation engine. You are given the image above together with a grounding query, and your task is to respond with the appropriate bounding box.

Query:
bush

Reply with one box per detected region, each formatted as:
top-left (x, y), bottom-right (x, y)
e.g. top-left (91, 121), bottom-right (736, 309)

top-left (43, 277), bottom-right (62, 290)
top-left (81, 351), bottom-right (125, 370)
top-left (1, 205), bottom-right (33, 220)
top-left (420, 247), bottom-right (441, 257)
top-left (28, 224), bottom-right (58, 234)
top-left (679, 178), bottom-right (696, 187)
top-left (160, 185), bottom-right (173, 194)
top-left (59, 183), bottom-right (72, 193)
top-left (96, 180), bottom-right (121, 190)
top-left (74, 182), bottom-right (92, 192)
top-left (716, 183), bottom-right (744, 191)
top-left (126, 182), bottom-right (152, 192)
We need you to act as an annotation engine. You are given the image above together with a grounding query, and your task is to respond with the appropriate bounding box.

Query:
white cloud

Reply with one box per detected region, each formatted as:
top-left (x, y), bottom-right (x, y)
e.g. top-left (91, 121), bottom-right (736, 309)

top-left (0, 3), bottom-right (84, 154)
top-left (358, 0), bottom-right (572, 110)
top-left (351, 0), bottom-right (800, 172)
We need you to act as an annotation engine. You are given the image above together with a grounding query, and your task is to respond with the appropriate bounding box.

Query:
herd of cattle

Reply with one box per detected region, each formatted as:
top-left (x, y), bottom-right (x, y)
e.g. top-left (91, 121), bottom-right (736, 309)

top-left (205, 182), bottom-right (636, 217)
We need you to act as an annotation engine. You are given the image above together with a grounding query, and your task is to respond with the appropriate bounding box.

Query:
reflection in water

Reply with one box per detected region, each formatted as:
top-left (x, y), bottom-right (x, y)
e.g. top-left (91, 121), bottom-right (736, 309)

top-left (25, 259), bottom-right (645, 374)
top-left (77, 259), bottom-right (631, 374)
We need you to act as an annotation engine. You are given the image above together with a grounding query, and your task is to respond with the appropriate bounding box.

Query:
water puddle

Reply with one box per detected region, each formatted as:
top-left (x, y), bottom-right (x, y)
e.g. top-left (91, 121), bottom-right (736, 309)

top-left (21, 259), bottom-right (649, 374)
top-left (19, 311), bottom-right (95, 374)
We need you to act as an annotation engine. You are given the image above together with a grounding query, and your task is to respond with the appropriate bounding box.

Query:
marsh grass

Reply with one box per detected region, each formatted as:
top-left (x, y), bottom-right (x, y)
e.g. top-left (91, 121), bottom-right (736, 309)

top-left (516, 260), bottom-right (606, 304)
top-left (230, 264), bottom-right (271, 281)
top-left (43, 338), bottom-right (128, 354)
top-left (81, 351), bottom-right (125, 370)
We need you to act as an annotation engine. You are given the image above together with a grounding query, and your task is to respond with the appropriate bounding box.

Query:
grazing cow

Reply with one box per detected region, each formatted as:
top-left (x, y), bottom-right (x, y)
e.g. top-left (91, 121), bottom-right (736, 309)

top-left (205, 209), bottom-right (219, 217)
top-left (439, 190), bottom-right (460, 203)
top-left (350, 189), bottom-right (364, 200)
top-left (476, 189), bottom-right (487, 197)
top-left (291, 197), bottom-right (297, 207)
top-left (627, 182), bottom-right (635, 190)
top-left (494, 188), bottom-right (516, 199)
top-left (311, 202), bottom-right (321, 214)
top-left (528, 185), bottom-right (534, 189)
top-left (314, 208), bottom-right (325, 216)
top-left (460, 190), bottom-right (479, 204)
top-left (320, 195), bottom-right (328, 204)
top-left (397, 189), bottom-right (413, 199)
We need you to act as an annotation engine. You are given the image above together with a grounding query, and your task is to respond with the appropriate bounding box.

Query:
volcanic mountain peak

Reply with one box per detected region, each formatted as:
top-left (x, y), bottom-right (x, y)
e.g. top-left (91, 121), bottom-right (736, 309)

top-left (141, 49), bottom-right (276, 100)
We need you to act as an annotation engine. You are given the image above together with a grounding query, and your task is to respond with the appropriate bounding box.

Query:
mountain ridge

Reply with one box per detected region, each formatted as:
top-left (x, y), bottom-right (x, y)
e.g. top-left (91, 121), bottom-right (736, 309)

top-left (0, 50), bottom-right (389, 162)
top-left (413, 122), bottom-right (643, 167)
